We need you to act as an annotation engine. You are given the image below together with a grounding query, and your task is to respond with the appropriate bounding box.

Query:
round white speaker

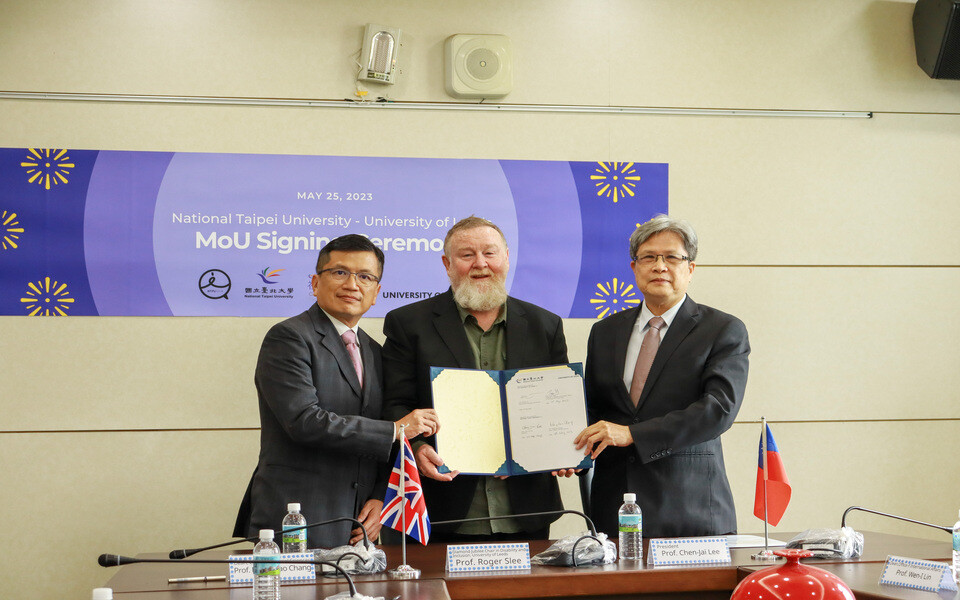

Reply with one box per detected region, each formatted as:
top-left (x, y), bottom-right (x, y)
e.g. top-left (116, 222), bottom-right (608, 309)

top-left (444, 34), bottom-right (513, 98)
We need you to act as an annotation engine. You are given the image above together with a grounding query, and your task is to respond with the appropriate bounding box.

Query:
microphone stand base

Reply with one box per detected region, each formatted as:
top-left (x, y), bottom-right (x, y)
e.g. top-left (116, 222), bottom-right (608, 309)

top-left (388, 565), bottom-right (421, 579)
top-left (751, 549), bottom-right (780, 561)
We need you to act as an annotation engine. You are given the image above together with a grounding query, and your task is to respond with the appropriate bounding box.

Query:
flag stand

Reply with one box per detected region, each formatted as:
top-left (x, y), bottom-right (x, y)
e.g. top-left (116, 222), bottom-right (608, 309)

top-left (751, 417), bottom-right (778, 561)
top-left (388, 425), bottom-right (421, 579)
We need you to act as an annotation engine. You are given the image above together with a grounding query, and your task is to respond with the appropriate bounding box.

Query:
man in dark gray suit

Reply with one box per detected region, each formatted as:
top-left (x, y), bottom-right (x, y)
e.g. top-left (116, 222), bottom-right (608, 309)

top-left (574, 216), bottom-right (749, 539)
top-left (234, 234), bottom-right (438, 548)
top-left (382, 217), bottom-right (572, 543)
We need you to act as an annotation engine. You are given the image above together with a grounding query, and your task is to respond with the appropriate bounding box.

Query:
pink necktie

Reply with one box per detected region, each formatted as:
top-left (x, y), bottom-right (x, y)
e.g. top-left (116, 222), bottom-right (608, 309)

top-left (341, 330), bottom-right (363, 388)
top-left (629, 316), bottom-right (665, 406)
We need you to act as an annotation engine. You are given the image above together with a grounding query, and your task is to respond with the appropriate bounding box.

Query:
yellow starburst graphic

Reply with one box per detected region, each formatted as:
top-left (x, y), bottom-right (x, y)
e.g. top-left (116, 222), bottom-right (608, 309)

top-left (20, 276), bottom-right (75, 316)
top-left (590, 277), bottom-right (641, 319)
top-left (21, 148), bottom-right (74, 190)
top-left (2, 211), bottom-right (24, 250)
top-left (590, 162), bottom-right (641, 203)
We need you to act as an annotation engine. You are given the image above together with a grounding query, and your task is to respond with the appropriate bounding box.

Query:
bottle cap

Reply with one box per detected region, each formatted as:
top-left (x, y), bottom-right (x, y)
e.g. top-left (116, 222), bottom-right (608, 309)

top-left (623, 493), bottom-right (636, 502)
top-left (288, 503), bottom-right (301, 512)
top-left (92, 588), bottom-right (113, 600)
top-left (259, 529), bottom-right (275, 540)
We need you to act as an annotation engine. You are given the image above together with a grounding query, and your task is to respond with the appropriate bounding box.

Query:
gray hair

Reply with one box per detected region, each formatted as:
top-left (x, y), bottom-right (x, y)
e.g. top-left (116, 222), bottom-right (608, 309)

top-left (443, 215), bottom-right (507, 256)
top-left (629, 215), bottom-right (699, 261)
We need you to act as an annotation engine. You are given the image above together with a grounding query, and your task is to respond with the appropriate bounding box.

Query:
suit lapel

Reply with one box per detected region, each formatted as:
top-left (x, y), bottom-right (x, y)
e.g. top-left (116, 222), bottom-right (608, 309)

top-left (636, 296), bottom-right (700, 409)
top-left (311, 305), bottom-right (363, 399)
top-left (613, 308), bottom-right (641, 414)
top-left (432, 290), bottom-right (476, 368)
top-left (357, 328), bottom-right (377, 408)
top-left (504, 297), bottom-right (528, 369)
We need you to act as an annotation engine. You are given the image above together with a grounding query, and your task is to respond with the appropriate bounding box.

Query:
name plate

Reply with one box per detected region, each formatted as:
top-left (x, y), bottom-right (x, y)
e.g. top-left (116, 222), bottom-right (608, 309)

top-left (647, 537), bottom-right (731, 566)
top-left (445, 542), bottom-right (530, 572)
top-left (227, 552), bottom-right (316, 584)
top-left (879, 555), bottom-right (958, 593)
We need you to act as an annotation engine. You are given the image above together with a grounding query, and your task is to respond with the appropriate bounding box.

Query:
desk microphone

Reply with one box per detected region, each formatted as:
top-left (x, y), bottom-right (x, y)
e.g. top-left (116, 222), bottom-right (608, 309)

top-left (433, 508), bottom-right (598, 536)
top-left (97, 554), bottom-right (359, 597)
top-left (841, 505), bottom-right (953, 534)
top-left (169, 517), bottom-right (372, 559)
top-left (433, 509), bottom-right (605, 567)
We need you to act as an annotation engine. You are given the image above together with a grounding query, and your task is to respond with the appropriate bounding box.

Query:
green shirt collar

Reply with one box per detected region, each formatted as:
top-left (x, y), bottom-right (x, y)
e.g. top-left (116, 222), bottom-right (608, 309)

top-left (455, 301), bottom-right (508, 325)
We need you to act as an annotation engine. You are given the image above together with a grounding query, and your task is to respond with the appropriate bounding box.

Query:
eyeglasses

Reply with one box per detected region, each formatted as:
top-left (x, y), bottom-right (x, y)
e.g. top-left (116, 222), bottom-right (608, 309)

top-left (317, 268), bottom-right (381, 287)
top-left (633, 254), bottom-right (691, 266)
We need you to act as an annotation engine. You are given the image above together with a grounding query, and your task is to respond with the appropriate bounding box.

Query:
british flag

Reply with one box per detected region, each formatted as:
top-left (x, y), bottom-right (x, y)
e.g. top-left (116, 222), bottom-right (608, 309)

top-left (379, 437), bottom-right (431, 545)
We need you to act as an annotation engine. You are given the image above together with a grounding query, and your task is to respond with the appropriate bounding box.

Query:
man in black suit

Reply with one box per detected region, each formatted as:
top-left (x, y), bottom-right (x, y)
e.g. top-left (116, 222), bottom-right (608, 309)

top-left (234, 234), bottom-right (438, 548)
top-left (382, 216), bottom-right (571, 543)
top-left (574, 215), bottom-right (749, 539)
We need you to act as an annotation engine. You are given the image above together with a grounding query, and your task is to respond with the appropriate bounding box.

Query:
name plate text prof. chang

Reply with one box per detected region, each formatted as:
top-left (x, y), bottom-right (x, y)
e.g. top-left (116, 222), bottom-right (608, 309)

top-left (227, 553), bottom-right (316, 584)
top-left (647, 537), bottom-right (731, 567)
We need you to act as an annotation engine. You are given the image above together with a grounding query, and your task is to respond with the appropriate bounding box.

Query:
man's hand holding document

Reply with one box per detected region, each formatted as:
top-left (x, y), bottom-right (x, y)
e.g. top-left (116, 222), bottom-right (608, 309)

top-left (429, 363), bottom-right (593, 476)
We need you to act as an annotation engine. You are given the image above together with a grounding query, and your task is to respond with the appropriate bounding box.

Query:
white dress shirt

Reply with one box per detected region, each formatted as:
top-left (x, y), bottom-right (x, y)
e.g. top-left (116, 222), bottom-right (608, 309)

top-left (621, 295), bottom-right (687, 390)
top-left (320, 306), bottom-right (362, 362)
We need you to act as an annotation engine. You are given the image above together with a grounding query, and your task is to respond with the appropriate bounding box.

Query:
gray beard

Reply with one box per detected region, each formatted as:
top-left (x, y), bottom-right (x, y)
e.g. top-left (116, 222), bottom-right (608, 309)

top-left (452, 278), bottom-right (507, 312)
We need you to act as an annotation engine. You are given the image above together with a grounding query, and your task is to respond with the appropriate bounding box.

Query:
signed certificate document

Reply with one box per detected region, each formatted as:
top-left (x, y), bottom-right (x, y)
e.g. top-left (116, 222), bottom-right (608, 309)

top-left (430, 363), bottom-right (592, 475)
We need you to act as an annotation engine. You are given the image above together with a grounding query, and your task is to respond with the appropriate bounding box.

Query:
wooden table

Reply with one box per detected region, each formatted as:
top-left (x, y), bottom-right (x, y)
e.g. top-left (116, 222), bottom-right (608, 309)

top-left (104, 531), bottom-right (954, 600)
top-left (737, 561), bottom-right (959, 600)
top-left (112, 580), bottom-right (449, 600)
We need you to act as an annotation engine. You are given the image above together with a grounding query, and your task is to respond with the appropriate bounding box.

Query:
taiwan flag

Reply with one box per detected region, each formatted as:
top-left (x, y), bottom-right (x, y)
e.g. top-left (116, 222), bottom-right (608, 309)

top-left (753, 423), bottom-right (791, 526)
top-left (379, 438), bottom-right (430, 545)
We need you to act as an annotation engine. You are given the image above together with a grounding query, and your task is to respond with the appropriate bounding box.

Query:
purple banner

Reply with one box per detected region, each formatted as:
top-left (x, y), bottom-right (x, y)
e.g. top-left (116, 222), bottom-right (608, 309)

top-left (0, 148), bottom-right (667, 318)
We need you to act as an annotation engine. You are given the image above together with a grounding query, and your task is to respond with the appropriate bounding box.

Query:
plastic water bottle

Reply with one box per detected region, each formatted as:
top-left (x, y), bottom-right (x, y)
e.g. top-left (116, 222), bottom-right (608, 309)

top-left (618, 492), bottom-right (643, 561)
top-left (253, 529), bottom-right (281, 600)
top-left (91, 588), bottom-right (113, 600)
top-left (952, 509), bottom-right (960, 584)
top-left (282, 503), bottom-right (307, 553)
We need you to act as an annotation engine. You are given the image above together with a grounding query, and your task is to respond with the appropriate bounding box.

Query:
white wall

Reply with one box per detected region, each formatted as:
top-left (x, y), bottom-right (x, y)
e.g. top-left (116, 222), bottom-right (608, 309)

top-left (1, 1), bottom-right (959, 598)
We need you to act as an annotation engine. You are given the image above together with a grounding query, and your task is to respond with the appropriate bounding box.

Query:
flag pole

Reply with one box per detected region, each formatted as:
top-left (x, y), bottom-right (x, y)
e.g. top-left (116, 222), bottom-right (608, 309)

top-left (752, 417), bottom-right (777, 561)
top-left (762, 416), bottom-right (770, 552)
top-left (388, 425), bottom-right (421, 579)
top-left (400, 432), bottom-right (407, 567)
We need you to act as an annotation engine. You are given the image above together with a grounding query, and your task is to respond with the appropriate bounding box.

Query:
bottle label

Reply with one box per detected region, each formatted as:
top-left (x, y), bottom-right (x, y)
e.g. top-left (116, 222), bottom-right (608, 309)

top-left (953, 530), bottom-right (959, 552)
top-left (254, 555), bottom-right (280, 577)
top-left (282, 525), bottom-right (307, 545)
top-left (619, 514), bottom-right (641, 533)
